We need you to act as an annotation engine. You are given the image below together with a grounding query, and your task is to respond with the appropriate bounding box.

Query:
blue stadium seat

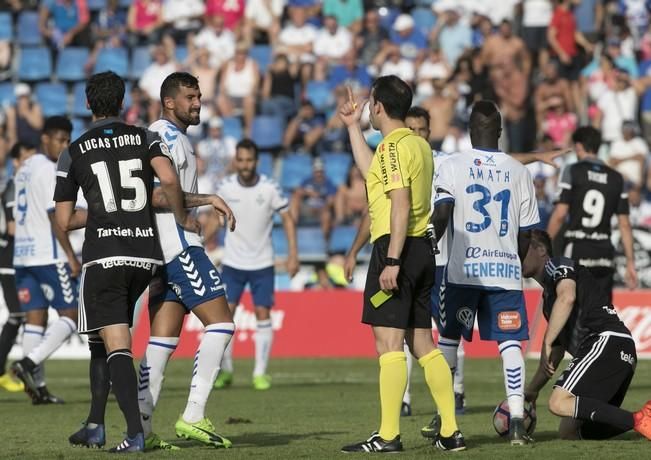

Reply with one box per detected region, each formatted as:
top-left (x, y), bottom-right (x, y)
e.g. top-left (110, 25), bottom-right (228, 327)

top-left (280, 153), bottom-right (312, 191)
top-left (297, 227), bottom-right (327, 260)
top-left (251, 115), bottom-right (285, 150)
top-left (249, 45), bottom-right (272, 73)
top-left (258, 152), bottom-right (274, 178)
top-left (94, 47), bottom-right (128, 78)
top-left (0, 12), bottom-right (12, 40)
top-left (175, 46), bottom-right (188, 63)
top-left (272, 227), bottom-right (288, 257)
top-left (222, 116), bottom-right (243, 141)
top-left (18, 47), bottom-right (52, 81)
top-left (322, 152), bottom-right (352, 187)
top-left (119, 0), bottom-right (133, 6)
top-left (305, 81), bottom-right (333, 113)
top-left (412, 8), bottom-right (436, 35)
top-left (379, 8), bottom-right (400, 31)
top-left (35, 82), bottom-right (68, 117)
top-left (72, 82), bottom-right (91, 117)
top-left (17, 11), bottom-right (41, 46)
top-left (130, 46), bottom-right (152, 80)
top-left (329, 225), bottom-right (357, 254)
top-left (56, 47), bottom-right (89, 82)
top-left (0, 82), bottom-right (15, 107)
top-left (71, 118), bottom-right (87, 142)
top-left (88, 0), bottom-right (107, 10)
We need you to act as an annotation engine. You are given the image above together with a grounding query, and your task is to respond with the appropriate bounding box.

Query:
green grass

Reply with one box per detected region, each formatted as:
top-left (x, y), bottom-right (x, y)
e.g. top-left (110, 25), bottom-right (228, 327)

top-left (1, 358), bottom-right (650, 459)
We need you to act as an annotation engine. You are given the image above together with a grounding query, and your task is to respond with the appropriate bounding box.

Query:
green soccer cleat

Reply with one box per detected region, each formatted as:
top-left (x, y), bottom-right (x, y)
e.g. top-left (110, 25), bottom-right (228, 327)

top-left (144, 432), bottom-right (180, 451)
top-left (252, 374), bottom-right (271, 390)
top-left (213, 370), bottom-right (233, 389)
top-left (174, 417), bottom-right (232, 448)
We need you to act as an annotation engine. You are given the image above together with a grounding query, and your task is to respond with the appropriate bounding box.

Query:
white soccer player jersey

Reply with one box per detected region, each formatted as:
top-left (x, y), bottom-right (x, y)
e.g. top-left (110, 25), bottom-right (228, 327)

top-left (13, 153), bottom-right (67, 267)
top-left (432, 150), bottom-right (455, 267)
top-left (149, 119), bottom-right (203, 263)
top-left (216, 174), bottom-right (289, 270)
top-left (435, 149), bottom-right (539, 290)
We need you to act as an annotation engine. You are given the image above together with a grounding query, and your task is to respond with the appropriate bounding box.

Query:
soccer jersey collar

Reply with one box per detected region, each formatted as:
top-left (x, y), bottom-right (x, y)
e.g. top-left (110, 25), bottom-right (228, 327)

top-left (473, 146), bottom-right (501, 153)
top-left (237, 174), bottom-right (260, 188)
top-left (89, 117), bottom-right (121, 129)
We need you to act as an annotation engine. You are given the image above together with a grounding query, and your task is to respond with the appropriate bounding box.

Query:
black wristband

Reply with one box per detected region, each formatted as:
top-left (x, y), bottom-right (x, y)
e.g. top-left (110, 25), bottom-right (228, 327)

top-left (385, 257), bottom-right (401, 266)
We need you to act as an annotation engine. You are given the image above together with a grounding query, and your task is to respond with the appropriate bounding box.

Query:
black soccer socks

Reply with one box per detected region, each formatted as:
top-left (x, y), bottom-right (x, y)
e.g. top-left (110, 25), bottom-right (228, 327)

top-left (107, 349), bottom-right (143, 438)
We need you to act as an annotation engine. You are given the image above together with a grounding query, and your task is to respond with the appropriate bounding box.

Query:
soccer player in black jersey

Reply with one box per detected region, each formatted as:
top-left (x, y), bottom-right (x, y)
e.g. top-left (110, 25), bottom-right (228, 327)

top-left (522, 230), bottom-right (651, 441)
top-left (53, 71), bottom-right (194, 453)
top-left (0, 143), bottom-right (34, 393)
top-left (547, 126), bottom-right (637, 299)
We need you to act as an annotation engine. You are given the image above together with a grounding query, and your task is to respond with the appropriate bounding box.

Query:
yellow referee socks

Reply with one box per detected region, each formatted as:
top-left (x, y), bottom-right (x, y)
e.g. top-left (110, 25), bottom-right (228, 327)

top-left (419, 348), bottom-right (458, 437)
top-left (378, 351), bottom-right (407, 441)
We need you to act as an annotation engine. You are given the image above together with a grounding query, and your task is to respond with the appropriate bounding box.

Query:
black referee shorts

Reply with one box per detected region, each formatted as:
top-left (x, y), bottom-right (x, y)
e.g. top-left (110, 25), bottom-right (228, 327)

top-left (0, 271), bottom-right (21, 315)
top-left (77, 262), bottom-right (155, 334)
top-left (362, 235), bottom-right (434, 330)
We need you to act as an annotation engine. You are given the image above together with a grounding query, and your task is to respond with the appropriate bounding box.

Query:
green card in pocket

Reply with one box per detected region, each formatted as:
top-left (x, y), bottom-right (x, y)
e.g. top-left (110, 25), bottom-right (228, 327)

top-left (370, 290), bottom-right (393, 308)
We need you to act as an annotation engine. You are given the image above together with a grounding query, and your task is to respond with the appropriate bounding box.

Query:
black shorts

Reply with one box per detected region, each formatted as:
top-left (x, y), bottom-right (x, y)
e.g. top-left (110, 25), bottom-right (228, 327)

top-left (0, 271), bottom-right (21, 315)
top-left (554, 333), bottom-right (636, 403)
top-left (558, 57), bottom-right (583, 81)
top-left (362, 235), bottom-right (434, 330)
top-left (522, 26), bottom-right (547, 52)
top-left (77, 262), bottom-right (155, 334)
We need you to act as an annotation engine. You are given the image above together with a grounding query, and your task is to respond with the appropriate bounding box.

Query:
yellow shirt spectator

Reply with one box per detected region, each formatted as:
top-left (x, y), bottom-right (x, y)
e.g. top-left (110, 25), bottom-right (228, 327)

top-left (366, 127), bottom-right (433, 242)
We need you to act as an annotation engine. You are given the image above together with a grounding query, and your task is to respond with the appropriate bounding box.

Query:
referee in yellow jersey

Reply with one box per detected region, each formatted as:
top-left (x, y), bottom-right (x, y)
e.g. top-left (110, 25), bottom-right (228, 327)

top-left (339, 76), bottom-right (465, 453)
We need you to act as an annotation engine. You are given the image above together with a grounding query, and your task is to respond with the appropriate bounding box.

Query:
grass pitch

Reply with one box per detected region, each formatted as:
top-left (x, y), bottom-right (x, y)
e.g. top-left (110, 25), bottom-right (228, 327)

top-left (1, 358), bottom-right (649, 459)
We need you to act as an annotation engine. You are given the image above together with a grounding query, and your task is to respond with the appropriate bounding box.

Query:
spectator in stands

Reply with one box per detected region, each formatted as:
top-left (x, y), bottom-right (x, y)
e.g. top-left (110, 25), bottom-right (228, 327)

top-left (261, 53), bottom-right (298, 120)
top-left (161, 0), bottom-right (204, 43)
top-left (0, 0), bottom-right (22, 11)
top-left (39, 0), bottom-right (91, 49)
top-left (573, 0), bottom-right (603, 43)
top-left (320, 86), bottom-right (352, 153)
top-left (289, 157), bottom-right (336, 241)
top-left (421, 77), bottom-right (459, 150)
top-left (314, 15), bottom-right (352, 64)
top-left (283, 101), bottom-right (325, 153)
top-left (243, 0), bottom-right (284, 45)
top-left (609, 121), bottom-right (649, 187)
top-left (328, 49), bottom-right (371, 93)
top-left (542, 98), bottom-right (577, 148)
top-left (334, 165), bottom-right (366, 227)
top-left (390, 13), bottom-right (428, 62)
top-left (375, 45), bottom-right (415, 85)
top-left (414, 46), bottom-right (451, 102)
top-left (322, 0), bottom-right (363, 33)
top-left (471, 12), bottom-right (493, 49)
top-left (356, 8), bottom-right (389, 68)
top-left (277, 6), bottom-right (318, 65)
top-left (534, 173), bottom-right (554, 229)
top-left (205, 0), bottom-right (244, 35)
top-left (189, 47), bottom-right (218, 106)
top-left (124, 85), bottom-right (147, 127)
top-left (139, 44), bottom-right (178, 122)
top-left (196, 116), bottom-right (237, 183)
top-left (520, 0), bottom-right (553, 67)
top-left (127, 0), bottom-right (164, 46)
top-left (6, 83), bottom-right (43, 148)
top-left (85, 0), bottom-right (127, 74)
top-left (629, 182), bottom-right (651, 228)
top-left (217, 42), bottom-right (260, 136)
top-left (441, 117), bottom-right (472, 154)
top-left (535, 60), bottom-right (573, 130)
top-left (431, 6), bottom-right (472, 66)
top-left (191, 14), bottom-right (236, 70)
top-left (481, 19), bottom-right (531, 77)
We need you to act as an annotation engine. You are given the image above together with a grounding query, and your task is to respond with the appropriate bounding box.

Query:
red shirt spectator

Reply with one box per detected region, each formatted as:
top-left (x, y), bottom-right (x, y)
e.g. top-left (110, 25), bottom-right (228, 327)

top-left (206, 0), bottom-right (245, 31)
top-left (130, 0), bottom-right (161, 30)
top-left (549, 2), bottom-right (577, 57)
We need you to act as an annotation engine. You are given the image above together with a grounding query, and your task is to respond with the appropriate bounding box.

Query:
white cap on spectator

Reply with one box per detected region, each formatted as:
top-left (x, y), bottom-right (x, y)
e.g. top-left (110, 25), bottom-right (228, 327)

top-left (313, 157), bottom-right (325, 171)
top-left (14, 83), bottom-right (30, 98)
top-left (434, 0), bottom-right (462, 14)
top-left (208, 116), bottom-right (223, 129)
top-left (393, 14), bottom-right (415, 32)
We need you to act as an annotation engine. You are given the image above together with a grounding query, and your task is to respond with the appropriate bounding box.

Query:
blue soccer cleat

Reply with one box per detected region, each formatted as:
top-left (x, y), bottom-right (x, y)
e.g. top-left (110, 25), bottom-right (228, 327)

top-left (109, 432), bottom-right (145, 453)
top-left (69, 423), bottom-right (106, 449)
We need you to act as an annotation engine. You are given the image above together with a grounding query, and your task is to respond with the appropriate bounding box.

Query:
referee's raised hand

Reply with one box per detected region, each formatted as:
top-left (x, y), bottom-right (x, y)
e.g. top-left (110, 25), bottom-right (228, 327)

top-left (338, 86), bottom-right (367, 127)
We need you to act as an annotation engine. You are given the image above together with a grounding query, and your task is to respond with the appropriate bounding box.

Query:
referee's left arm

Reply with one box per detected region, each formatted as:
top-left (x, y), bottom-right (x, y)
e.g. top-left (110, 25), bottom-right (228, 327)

top-left (387, 188), bottom-right (409, 260)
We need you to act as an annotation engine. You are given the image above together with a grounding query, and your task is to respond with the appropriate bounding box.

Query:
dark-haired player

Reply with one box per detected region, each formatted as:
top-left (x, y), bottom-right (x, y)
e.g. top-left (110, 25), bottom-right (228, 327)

top-left (11, 116), bottom-right (81, 405)
top-left (523, 229), bottom-right (651, 441)
top-left (547, 126), bottom-right (637, 300)
top-left (137, 72), bottom-right (237, 450)
top-left (55, 71), bottom-right (192, 452)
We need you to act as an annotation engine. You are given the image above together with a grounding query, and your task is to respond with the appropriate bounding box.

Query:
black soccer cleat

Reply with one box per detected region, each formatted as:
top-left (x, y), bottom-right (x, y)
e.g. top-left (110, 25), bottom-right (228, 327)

top-left (69, 423), bottom-right (106, 448)
top-left (32, 386), bottom-right (65, 405)
top-left (109, 432), bottom-right (145, 453)
top-left (341, 431), bottom-right (403, 453)
top-left (433, 430), bottom-right (467, 452)
top-left (421, 414), bottom-right (441, 438)
top-left (401, 401), bottom-right (412, 417)
top-left (455, 392), bottom-right (466, 414)
top-left (10, 358), bottom-right (38, 397)
top-left (509, 417), bottom-right (533, 445)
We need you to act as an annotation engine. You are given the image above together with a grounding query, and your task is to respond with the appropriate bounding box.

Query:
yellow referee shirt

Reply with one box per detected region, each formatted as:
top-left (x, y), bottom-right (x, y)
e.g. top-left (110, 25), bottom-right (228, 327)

top-left (366, 127), bottom-right (433, 242)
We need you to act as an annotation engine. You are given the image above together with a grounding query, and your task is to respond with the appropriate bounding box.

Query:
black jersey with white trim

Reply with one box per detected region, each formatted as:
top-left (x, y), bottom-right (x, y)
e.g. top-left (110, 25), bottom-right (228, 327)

top-left (542, 256), bottom-right (630, 355)
top-left (54, 118), bottom-right (169, 266)
top-left (0, 180), bottom-right (14, 270)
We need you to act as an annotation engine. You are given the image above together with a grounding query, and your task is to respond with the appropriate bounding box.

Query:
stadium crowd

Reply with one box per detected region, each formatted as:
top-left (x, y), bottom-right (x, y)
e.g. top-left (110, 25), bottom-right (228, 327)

top-left (0, 0), bottom-right (650, 286)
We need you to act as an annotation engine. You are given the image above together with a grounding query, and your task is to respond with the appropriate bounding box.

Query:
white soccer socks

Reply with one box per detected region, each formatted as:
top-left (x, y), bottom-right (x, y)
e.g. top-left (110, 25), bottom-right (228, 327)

top-left (499, 340), bottom-right (525, 419)
top-left (22, 324), bottom-right (45, 386)
top-left (221, 339), bottom-right (234, 374)
top-left (402, 342), bottom-right (412, 405)
top-left (138, 336), bottom-right (179, 436)
top-left (27, 316), bottom-right (76, 366)
top-left (454, 341), bottom-right (465, 394)
top-left (182, 323), bottom-right (234, 423)
top-left (438, 336), bottom-right (460, 374)
top-left (253, 319), bottom-right (273, 377)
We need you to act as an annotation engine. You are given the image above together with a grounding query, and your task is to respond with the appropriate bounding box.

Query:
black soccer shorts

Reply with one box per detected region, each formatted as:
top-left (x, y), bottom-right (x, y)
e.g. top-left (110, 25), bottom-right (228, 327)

top-left (554, 332), bottom-right (636, 404)
top-left (77, 261), bottom-right (156, 334)
top-left (362, 235), bottom-right (434, 330)
top-left (0, 272), bottom-right (21, 315)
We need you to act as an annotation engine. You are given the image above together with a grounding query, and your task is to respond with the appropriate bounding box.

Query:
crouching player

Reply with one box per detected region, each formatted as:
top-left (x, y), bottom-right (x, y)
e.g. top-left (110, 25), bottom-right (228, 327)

top-left (523, 229), bottom-right (651, 440)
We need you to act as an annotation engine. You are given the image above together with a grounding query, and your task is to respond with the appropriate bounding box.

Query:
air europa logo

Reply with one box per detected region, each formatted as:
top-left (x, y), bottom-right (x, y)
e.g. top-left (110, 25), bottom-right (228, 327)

top-left (474, 158), bottom-right (482, 166)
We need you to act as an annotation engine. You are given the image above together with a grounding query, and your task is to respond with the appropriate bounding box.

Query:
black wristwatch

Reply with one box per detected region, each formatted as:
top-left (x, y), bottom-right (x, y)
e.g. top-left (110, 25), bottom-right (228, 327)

top-left (385, 257), bottom-right (401, 266)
